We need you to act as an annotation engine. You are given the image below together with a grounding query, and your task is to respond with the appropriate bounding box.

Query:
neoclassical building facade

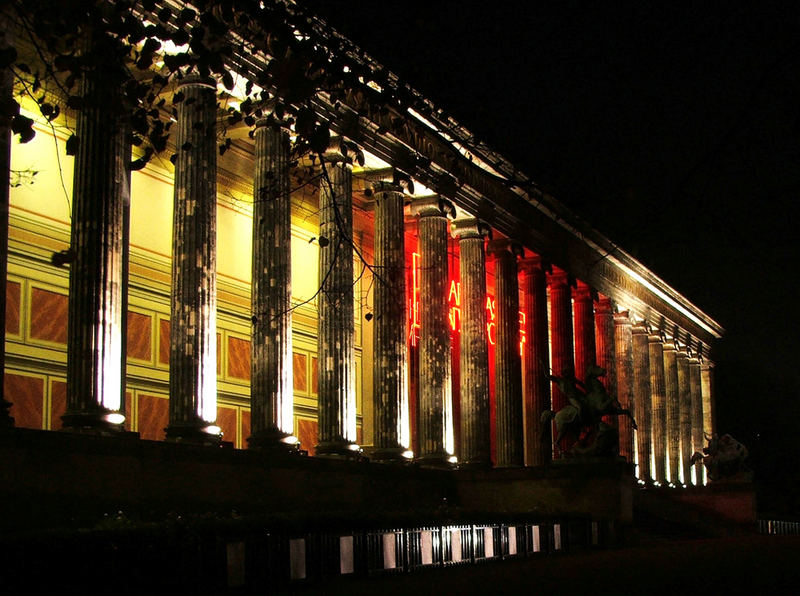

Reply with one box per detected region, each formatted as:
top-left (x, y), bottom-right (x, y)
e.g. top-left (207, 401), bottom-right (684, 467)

top-left (2, 1), bottom-right (722, 491)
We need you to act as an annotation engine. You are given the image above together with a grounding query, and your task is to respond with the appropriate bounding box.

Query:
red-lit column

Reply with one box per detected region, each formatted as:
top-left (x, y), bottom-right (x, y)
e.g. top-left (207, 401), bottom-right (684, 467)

top-left (63, 43), bottom-right (131, 433)
top-left (632, 323), bottom-right (653, 482)
top-left (688, 351), bottom-right (704, 485)
top-left (594, 296), bottom-right (617, 430)
top-left (0, 23), bottom-right (14, 426)
top-left (451, 218), bottom-right (491, 467)
top-left (677, 345), bottom-right (692, 484)
top-left (372, 181), bottom-right (409, 461)
top-left (648, 333), bottom-right (667, 484)
top-left (614, 311), bottom-right (635, 462)
top-left (411, 197), bottom-right (455, 467)
top-left (490, 239), bottom-right (524, 467)
top-left (547, 269), bottom-right (574, 455)
top-left (573, 281), bottom-right (596, 383)
top-left (520, 256), bottom-right (550, 466)
top-left (167, 77), bottom-right (220, 443)
top-left (316, 151), bottom-right (359, 456)
top-left (248, 118), bottom-right (298, 451)
top-left (663, 340), bottom-right (681, 484)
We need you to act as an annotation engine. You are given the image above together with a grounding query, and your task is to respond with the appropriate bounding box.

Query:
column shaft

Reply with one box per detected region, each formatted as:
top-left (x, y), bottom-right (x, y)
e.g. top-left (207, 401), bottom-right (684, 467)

top-left (594, 297), bottom-right (617, 431)
top-left (614, 311), bottom-right (635, 462)
top-left (372, 182), bottom-right (409, 461)
top-left (452, 219), bottom-right (490, 467)
top-left (648, 334), bottom-right (667, 483)
top-left (689, 356), bottom-right (704, 485)
top-left (63, 49), bottom-right (130, 432)
top-left (573, 282), bottom-right (596, 382)
top-left (677, 348), bottom-right (692, 484)
top-left (701, 362), bottom-right (716, 438)
top-left (663, 341), bottom-right (681, 484)
top-left (490, 240), bottom-right (523, 467)
top-left (521, 257), bottom-right (550, 466)
top-left (249, 121), bottom-right (296, 450)
top-left (547, 270), bottom-right (574, 455)
top-left (632, 324), bottom-right (653, 481)
top-left (0, 24), bottom-right (14, 425)
top-left (316, 153), bottom-right (358, 455)
top-left (167, 78), bottom-right (219, 442)
top-left (412, 198), bottom-right (454, 466)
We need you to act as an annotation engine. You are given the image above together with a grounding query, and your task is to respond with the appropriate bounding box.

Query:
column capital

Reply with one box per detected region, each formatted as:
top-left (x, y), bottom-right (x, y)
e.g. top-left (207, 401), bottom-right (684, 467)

top-left (409, 195), bottom-right (455, 219)
top-left (176, 75), bottom-right (216, 91)
top-left (546, 267), bottom-right (574, 288)
top-left (595, 296), bottom-right (615, 314)
top-left (519, 255), bottom-right (550, 274)
top-left (321, 150), bottom-right (354, 168)
top-left (573, 280), bottom-right (596, 303)
top-left (662, 340), bottom-right (677, 353)
top-left (613, 310), bottom-right (632, 326)
top-left (632, 321), bottom-right (650, 336)
top-left (450, 217), bottom-right (491, 240)
top-left (487, 238), bottom-right (523, 258)
top-left (371, 180), bottom-right (404, 195)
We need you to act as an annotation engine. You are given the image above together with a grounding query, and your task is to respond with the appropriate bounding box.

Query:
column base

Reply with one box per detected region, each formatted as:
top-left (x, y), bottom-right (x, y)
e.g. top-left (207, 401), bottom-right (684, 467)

top-left (456, 460), bottom-right (492, 471)
top-left (165, 422), bottom-right (222, 446)
top-left (315, 439), bottom-right (363, 459)
top-left (369, 446), bottom-right (413, 463)
top-left (61, 410), bottom-right (127, 435)
top-left (247, 429), bottom-right (301, 453)
top-left (414, 452), bottom-right (457, 470)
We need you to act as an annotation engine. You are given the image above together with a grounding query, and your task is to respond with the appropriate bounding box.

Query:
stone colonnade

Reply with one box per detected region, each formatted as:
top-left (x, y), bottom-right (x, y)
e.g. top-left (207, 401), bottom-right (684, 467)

top-left (3, 63), bottom-right (717, 480)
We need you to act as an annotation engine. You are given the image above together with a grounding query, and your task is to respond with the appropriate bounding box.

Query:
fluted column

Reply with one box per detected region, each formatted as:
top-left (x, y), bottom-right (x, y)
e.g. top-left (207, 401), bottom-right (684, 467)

top-left (489, 239), bottom-right (524, 467)
top-left (520, 257), bottom-right (550, 466)
top-left (632, 323), bottom-right (653, 482)
top-left (701, 360), bottom-right (716, 439)
top-left (573, 281), bottom-right (596, 383)
top-left (648, 333), bottom-right (667, 484)
top-left (451, 218), bottom-right (491, 467)
top-left (594, 297), bottom-right (617, 430)
top-left (62, 42), bottom-right (130, 432)
top-left (248, 119), bottom-right (297, 450)
top-left (689, 354), bottom-right (704, 485)
top-left (0, 23), bottom-right (14, 426)
top-left (662, 340), bottom-right (681, 484)
top-left (676, 346), bottom-right (692, 484)
top-left (411, 197), bottom-right (455, 466)
top-left (316, 152), bottom-right (359, 456)
top-left (614, 311), bottom-right (635, 462)
top-left (167, 78), bottom-right (220, 443)
top-left (372, 181), bottom-right (409, 461)
top-left (547, 269), bottom-right (574, 456)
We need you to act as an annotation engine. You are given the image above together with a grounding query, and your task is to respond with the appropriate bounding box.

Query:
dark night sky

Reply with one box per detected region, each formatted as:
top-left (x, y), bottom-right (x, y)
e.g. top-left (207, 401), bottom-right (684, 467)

top-left (311, 1), bottom-right (800, 497)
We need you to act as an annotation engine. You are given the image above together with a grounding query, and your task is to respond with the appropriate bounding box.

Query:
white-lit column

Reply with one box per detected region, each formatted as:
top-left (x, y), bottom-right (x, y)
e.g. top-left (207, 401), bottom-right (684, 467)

top-left (372, 181), bottom-right (409, 461)
top-left (649, 333), bottom-right (667, 484)
top-left (614, 311), bottom-right (635, 462)
top-left (688, 351), bottom-right (704, 485)
top-left (316, 151), bottom-right (359, 456)
top-left (166, 77), bottom-right (220, 443)
top-left (632, 323), bottom-right (653, 482)
top-left (451, 218), bottom-right (491, 467)
top-left (248, 118), bottom-right (297, 451)
top-left (677, 345), bottom-right (692, 484)
top-left (663, 340), bottom-right (680, 484)
top-left (63, 44), bottom-right (130, 432)
top-left (411, 197), bottom-right (455, 467)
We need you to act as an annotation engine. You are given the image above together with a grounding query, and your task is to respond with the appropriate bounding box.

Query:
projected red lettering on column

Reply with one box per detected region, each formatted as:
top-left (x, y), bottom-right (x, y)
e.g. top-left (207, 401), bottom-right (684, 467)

top-left (408, 252), bottom-right (524, 348)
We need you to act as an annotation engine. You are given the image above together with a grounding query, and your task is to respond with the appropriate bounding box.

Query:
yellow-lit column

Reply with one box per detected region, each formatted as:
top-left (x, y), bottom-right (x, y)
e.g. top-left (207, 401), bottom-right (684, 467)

top-left (663, 340), bottom-right (681, 485)
top-left (614, 311), bottom-right (635, 462)
top-left (649, 333), bottom-right (668, 484)
top-left (166, 77), bottom-right (220, 443)
top-left (688, 350), bottom-right (704, 485)
top-left (677, 345), bottom-right (692, 484)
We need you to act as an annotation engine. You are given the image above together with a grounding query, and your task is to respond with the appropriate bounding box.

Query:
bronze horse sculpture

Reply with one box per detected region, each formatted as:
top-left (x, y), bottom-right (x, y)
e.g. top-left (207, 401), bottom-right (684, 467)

top-left (541, 365), bottom-right (636, 457)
